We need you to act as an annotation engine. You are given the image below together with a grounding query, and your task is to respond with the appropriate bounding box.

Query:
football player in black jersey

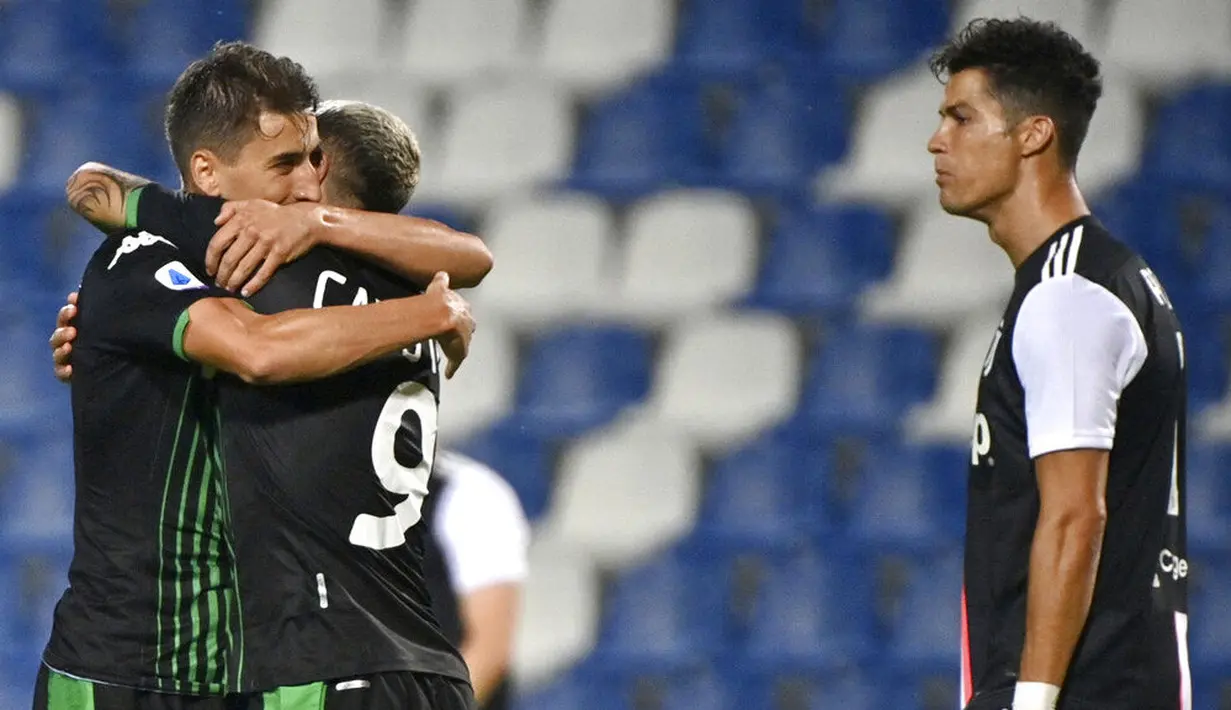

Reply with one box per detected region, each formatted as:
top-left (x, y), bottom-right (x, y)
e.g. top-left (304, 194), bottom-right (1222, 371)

top-left (928, 18), bottom-right (1190, 710)
top-left (53, 50), bottom-right (493, 708)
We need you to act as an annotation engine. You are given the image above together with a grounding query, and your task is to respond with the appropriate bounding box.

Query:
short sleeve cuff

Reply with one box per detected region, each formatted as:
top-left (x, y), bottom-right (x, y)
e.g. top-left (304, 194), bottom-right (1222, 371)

top-left (172, 308), bottom-right (192, 361)
top-left (1028, 431), bottom-right (1115, 459)
top-left (125, 184), bottom-right (146, 230)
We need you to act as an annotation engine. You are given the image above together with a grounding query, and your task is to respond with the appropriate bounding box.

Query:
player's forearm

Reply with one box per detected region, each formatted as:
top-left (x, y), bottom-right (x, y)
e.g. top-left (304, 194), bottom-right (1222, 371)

top-left (66, 162), bottom-right (150, 232)
top-left (1019, 508), bottom-right (1106, 687)
top-left (315, 207), bottom-right (493, 288)
top-left (460, 640), bottom-right (510, 703)
top-left (239, 296), bottom-right (450, 384)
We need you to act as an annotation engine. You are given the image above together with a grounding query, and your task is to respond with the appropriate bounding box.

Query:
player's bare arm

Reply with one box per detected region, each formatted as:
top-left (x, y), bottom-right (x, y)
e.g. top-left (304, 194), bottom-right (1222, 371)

top-left (210, 200), bottom-right (494, 295)
top-left (1020, 448), bottom-right (1109, 693)
top-left (65, 162), bottom-right (149, 231)
top-left (183, 271), bottom-right (474, 384)
top-left (458, 583), bottom-right (520, 703)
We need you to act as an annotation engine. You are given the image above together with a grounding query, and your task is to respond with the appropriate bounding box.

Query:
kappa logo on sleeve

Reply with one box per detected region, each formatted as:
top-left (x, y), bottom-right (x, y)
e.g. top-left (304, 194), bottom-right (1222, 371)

top-left (154, 261), bottom-right (208, 291)
top-left (107, 231), bottom-right (176, 269)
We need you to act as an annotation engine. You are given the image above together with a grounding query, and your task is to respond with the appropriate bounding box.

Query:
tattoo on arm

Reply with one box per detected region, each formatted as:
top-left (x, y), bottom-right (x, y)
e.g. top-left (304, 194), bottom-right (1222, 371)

top-left (65, 162), bottom-right (151, 232)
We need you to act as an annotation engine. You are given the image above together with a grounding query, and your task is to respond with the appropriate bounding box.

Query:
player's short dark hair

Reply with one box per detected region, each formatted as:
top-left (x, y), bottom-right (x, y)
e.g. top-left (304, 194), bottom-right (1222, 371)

top-left (165, 41), bottom-right (319, 179)
top-left (316, 100), bottom-right (421, 214)
top-left (930, 17), bottom-right (1103, 169)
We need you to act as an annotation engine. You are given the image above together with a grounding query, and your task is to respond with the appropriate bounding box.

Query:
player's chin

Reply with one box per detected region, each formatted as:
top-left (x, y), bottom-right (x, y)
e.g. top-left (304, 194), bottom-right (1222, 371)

top-left (937, 192), bottom-right (973, 217)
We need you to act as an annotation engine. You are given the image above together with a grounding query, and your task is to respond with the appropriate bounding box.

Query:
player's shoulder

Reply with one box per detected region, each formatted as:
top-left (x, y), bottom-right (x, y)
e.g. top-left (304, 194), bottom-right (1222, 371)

top-left (1067, 218), bottom-right (1141, 284)
top-left (85, 229), bottom-right (201, 284)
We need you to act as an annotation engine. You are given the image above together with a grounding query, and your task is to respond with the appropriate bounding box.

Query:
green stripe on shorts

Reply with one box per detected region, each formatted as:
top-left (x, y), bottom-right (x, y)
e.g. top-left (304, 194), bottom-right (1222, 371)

top-left (262, 681), bottom-right (326, 710)
top-left (46, 670), bottom-right (94, 710)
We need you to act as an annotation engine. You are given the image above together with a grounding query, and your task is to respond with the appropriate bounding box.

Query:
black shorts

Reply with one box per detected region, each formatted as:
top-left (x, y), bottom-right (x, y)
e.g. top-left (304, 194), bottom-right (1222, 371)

top-left (244, 673), bottom-right (476, 710)
top-left (33, 665), bottom-right (247, 710)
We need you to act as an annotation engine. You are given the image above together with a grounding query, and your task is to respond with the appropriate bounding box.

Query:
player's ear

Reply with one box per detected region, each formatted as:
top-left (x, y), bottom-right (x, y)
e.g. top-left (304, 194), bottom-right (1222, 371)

top-left (190, 150), bottom-right (225, 197)
top-left (1017, 115), bottom-right (1055, 160)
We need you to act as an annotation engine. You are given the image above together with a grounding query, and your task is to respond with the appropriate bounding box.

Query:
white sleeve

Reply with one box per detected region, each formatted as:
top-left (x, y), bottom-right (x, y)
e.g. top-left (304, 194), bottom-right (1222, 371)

top-left (1011, 274), bottom-right (1149, 459)
top-left (435, 456), bottom-right (531, 595)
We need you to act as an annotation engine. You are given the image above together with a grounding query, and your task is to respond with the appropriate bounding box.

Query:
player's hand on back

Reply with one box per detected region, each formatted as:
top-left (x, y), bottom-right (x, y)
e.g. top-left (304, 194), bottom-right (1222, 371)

top-left (209, 199), bottom-right (324, 297)
top-left (50, 291), bottom-right (79, 383)
top-left (425, 271), bottom-right (475, 379)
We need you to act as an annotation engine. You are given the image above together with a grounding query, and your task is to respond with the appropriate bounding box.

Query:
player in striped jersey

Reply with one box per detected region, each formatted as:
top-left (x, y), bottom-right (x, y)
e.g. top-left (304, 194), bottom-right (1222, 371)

top-left (928, 18), bottom-right (1190, 710)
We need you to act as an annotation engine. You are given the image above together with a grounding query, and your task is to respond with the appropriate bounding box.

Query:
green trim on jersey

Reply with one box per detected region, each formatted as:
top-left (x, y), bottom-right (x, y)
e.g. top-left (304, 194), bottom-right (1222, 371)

top-left (172, 309), bottom-right (192, 361)
top-left (46, 669), bottom-right (95, 710)
top-left (125, 184), bottom-right (145, 230)
top-left (262, 681), bottom-right (326, 710)
top-left (155, 378), bottom-right (194, 687)
top-left (213, 405), bottom-right (245, 689)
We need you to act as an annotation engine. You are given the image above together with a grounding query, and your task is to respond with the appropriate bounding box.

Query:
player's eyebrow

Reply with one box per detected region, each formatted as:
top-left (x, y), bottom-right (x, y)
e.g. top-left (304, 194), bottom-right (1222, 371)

top-left (939, 101), bottom-right (973, 118)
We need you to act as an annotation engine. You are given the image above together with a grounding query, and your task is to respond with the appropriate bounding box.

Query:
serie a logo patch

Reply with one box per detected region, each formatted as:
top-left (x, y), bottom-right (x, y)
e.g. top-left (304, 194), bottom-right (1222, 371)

top-left (154, 261), bottom-right (208, 291)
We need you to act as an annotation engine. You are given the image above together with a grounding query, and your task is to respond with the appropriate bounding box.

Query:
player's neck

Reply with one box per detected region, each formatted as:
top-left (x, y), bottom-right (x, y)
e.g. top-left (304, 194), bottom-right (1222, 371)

top-left (985, 172), bottom-right (1089, 269)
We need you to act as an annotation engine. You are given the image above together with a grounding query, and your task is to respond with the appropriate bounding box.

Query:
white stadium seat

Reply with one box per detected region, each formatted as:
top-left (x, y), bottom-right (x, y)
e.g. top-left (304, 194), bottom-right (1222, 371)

top-left (1105, 0), bottom-right (1231, 91)
top-left (861, 204), bottom-right (1014, 328)
top-left (401, 0), bottom-right (529, 86)
top-left (817, 67), bottom-right (944, 209)
top-left (647, 313), bottom-right (801, 448)
top-left (0, 93), bottom-right (20, 192)
top-left (436, 317), bottom-right (515, 440)
top-left (906, 314), bottom-right (1005, 443)
top-left (254, 0), bottom-right (387, 76)
top-left (953, 0), bottom-right (1102, 51)
top-left (537, 0), bottom-right (674, 93)
top-left (1076, 70), bottom-right (1143, 198)
top-left (473, 193), bottom-right (614, 326)
top-left (418, 81), bottom-right (573, 204)
top-left (607, 190), bottom-right (757, 322)
top-left (511, 537), bottom-right (599, 686)
top-left (547, 420), bottom-right (700, 568)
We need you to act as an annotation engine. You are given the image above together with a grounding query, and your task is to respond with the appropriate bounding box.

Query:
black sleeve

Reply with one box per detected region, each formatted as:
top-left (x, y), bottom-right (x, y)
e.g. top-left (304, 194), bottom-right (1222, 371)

top-left (129, 183), bottom-right (225, 270)
top-left (85, 233), bottom-right (233, 360)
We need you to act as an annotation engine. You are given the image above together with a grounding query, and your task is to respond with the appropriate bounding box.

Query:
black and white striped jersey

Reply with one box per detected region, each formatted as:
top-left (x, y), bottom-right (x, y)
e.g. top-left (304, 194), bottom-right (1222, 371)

top-left (962, 216), bottom-right (1190, 710)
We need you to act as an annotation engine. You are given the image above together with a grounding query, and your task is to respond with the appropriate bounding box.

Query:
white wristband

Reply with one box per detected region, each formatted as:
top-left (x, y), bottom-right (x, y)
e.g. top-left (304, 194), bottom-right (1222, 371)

top-left (1013, 682), bottom-right (1061, 709)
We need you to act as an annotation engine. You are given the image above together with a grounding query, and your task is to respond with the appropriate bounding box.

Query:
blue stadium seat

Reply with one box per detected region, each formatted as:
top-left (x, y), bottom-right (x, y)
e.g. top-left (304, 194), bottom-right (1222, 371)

top-left (1190, 557), bottom-right (1231, 671)
top-left (0, 194), bottom-right (62, 289)
top-left (568, 73), bottom-right (716, 197)
top-left (673, 0), bottom-right (801, 72)
top-left (512, 326), bottom-right (652, 438)
top-left (789, 324), bottom-right (937, 437)
top-left (454, 421), bottom-right (553, 521)
top-left (696, 436), bottom-right (834, 546)
top-left (0, 438), bottom-right (74, 551)
top-left (1188, 444), bottom-right (1231, 555)
top-left (0, 0), bottom-right (121, 90)
top-left (123, 0), bottom-right (248, 88)
top-left (737, 670), bottom-right (882, 710)
top-left (813, 0), bottom-right (950, 81)
top-left (846, 445), bottom-right (964, 551)
top-left (884, 550), bottom-right (963, 672)
top-left (0, 312), bottom-right (71, 429)
top-left (1141, 83), bottom-right (1231, 192)
top-left (721, 72), bottom-right (849, 194)
top-left (592, 549), bottom-right (724, 672)
top-left (513, 669), bottom-right (622, 710)
top-left (741, 546), bottom-right (875, 669)
top-left (748, 205), bottom-right (894, 314)
top-left (22, 89), bottom-right (163, 195)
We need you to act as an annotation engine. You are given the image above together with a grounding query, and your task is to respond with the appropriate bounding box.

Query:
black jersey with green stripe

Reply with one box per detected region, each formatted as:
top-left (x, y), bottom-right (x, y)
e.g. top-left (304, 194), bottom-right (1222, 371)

top-left (132, 185), bottom-right (469, 691)
top-left (46, 230), bottom-right (242, 694)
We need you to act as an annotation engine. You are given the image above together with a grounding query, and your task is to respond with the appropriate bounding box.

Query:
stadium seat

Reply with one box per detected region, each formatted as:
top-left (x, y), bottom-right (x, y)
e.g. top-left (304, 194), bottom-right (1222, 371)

top-left (0, 0), bottom-right (119, 90)
top-left (513, 326), bottom-right (653, 438)
top-left (436, 319), bottom-right (515, 440)
top-left (424, 81), bottom-right (573, 203)
top-left (568, 74), bottom-right (715, 198)
top-left (883, 549), bottom-right (963, 670)
top-left (791, 323), bottom-right (938, 437)
top-left (906, 313), bottom-right (1004, 444)
top-left (1187, 445), bottom-right (1231, 554)
top-left (952, 0), bottom-right (1101, 51)
top-left (741, 546), bottom-right (875, 668)
top-left (1141, 84), bottom-right (1231, 193)
top-left (0, 93), bottom-right (20, 193)
top-left (453, 421), bottom-right (554, 521)
top-left (862, 205), bottom-right (1013, 328)
top-left (1105, 0), bottom-right (1231, 92)
top-left (536, 0), bottom-right (674, 94)
top-left (473, 193), bottom-right (614, 325)
top-left (1075, 71), bottom-right (1144, 197)
top-left (608, 190), bottom-right (757, 321)
top-left (696, 436), bottom-right (833, 546)
top-left (124, 0), bottom-right (248, 87)
top-left (847, 446), bottom-right (964, 550)
top-left (673, 0), bottom-right (799, 73)
top-left (400, 0), bottom-right (528, 86)
top-left (748, 204), bottom-right (894, 314)
top-left (817, 67), bottom-right (944, 208)
top-left (648, 313), bottom-right (801, 448)
top-left (740, 670), bottom-right (882, 710)
top-left (720, 70), bottom-right (850, 194)
top-left (548, 421), bottom-right (700, 568)
top-left (813, 0), bottom-right (950, 82)
top-left (1190, 558), bottom-right (1231, 669)
top-left (591, 549), bottom-right (724, 670)
top-left (512, 538), bottom-right (601, 686)
top-left (0, 438), bottom-right (73, 549)
top-left (0, 195), bottom-right (58, 288)
top-left (254, 0), bottom-right (386, 76)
